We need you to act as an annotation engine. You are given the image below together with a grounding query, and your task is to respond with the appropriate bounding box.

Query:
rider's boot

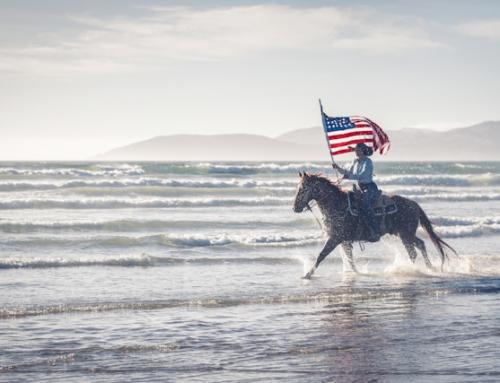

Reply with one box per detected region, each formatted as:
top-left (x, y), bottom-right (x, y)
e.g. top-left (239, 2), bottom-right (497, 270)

top-left (366, 212), bottom-right (380, 242)
top-left (367, 225), bottom-right (380, 242)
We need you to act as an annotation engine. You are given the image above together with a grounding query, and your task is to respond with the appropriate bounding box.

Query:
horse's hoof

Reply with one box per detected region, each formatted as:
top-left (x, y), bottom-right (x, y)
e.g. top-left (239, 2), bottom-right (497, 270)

top-left (302, 272), bottom-right (313, 280)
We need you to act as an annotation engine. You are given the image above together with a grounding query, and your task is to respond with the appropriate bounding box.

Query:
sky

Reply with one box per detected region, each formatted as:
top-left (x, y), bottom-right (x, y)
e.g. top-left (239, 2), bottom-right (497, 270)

top-left (1, 0), bottom-right (500, 159)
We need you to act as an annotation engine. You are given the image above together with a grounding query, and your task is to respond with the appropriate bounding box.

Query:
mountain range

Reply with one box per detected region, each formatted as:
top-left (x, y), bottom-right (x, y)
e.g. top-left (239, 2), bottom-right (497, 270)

top-left (93, 121), bottom-right (500, 161)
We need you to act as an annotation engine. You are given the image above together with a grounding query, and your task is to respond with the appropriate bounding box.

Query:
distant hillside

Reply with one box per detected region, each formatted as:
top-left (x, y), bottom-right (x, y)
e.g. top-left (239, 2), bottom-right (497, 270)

top-left (94, 122), bottom-right (500, 161)
top-left (276, 121), bottom-right (500, 161)
top-left (93, 134), bottom-right (319, 161)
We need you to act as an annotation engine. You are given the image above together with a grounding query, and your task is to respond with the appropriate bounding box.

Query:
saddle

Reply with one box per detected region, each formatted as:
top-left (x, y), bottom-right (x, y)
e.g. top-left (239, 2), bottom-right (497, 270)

top-left (347, 188), bottom-right (397, 217)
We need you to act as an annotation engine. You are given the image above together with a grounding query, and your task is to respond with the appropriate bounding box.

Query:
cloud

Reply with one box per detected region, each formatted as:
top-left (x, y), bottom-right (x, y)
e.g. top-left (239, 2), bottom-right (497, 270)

top-left (456, 20), bottom-right (500, 40)
top-left (0, 5), bottom-right (441, 75)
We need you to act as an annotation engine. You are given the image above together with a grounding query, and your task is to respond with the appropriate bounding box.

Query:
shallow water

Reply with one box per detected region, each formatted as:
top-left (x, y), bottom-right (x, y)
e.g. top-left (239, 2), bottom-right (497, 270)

top-left (0, 161), bottom-right (499, 382)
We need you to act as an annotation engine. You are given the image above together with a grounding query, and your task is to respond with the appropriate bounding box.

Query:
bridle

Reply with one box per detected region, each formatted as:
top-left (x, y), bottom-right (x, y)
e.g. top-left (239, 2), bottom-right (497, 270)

top-left (303, 179), bottom-right (341, 231)
top-left (302, 176), bottom-right (346, 231)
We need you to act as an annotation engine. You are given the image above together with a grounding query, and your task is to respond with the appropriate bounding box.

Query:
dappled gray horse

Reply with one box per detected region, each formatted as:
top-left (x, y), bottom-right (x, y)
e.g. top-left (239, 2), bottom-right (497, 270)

top-left (293, 172), bottom-right (456, 279)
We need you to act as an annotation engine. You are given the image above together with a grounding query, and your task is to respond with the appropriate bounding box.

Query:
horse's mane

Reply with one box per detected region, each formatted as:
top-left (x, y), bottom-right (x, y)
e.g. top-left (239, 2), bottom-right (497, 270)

top-left (307, 173), bottom-right (346, 194)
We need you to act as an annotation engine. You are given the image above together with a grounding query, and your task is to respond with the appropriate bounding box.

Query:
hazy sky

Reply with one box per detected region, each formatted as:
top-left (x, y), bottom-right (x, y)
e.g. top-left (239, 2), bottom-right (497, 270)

top-left (1, 0), bottom-right (500, 159)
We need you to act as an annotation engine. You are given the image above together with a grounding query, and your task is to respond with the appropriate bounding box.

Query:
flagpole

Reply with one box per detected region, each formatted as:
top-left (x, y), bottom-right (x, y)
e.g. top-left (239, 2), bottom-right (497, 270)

top-left (319, 99), bottom-right (340, 178)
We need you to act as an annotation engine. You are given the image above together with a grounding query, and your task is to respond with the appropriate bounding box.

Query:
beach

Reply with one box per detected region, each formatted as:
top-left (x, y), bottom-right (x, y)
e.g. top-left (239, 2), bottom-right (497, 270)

top-left (0, 161), bottom-right (499, 382)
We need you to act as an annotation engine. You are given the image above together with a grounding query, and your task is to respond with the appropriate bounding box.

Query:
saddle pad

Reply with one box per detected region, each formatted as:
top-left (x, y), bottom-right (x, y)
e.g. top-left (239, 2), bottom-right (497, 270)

top-left (347, 192), bottom-right (397, 217)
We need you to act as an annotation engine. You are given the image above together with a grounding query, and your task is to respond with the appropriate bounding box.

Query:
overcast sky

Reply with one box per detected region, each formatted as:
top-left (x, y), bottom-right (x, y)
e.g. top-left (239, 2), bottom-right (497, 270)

top-left (1, 0), bottom-right (499, 159)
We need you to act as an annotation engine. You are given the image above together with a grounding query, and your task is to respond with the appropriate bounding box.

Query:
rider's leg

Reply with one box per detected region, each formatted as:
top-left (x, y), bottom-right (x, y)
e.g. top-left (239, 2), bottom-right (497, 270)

top-left (361, 186), bottom-right (379, 240)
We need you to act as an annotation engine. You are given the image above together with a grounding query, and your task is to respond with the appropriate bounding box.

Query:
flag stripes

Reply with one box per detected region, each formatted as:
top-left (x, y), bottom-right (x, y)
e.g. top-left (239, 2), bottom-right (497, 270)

top-left (321, 112), bottom-right (390, 157)
top-left (330, 138), bottom-right (374, 149)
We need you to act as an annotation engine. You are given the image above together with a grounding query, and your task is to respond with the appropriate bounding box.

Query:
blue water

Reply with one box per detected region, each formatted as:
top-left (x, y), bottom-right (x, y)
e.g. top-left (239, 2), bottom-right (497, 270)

top-left (0, 161), bottom-right (499, 382)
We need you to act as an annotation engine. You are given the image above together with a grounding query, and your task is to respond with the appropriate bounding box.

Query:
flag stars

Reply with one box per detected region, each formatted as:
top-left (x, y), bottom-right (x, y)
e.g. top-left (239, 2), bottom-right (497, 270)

top-left (323, 115), bottom-right (355, 132)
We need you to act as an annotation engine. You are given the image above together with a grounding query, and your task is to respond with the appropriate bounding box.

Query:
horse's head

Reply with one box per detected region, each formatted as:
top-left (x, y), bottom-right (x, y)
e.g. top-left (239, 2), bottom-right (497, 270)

top-left (293, 172), bottom-right (316, 213)
top-left (294, 172), bottom-right (343, 213)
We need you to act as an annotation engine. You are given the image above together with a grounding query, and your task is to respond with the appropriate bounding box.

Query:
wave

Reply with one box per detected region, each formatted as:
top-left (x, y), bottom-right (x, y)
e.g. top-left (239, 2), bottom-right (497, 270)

top-left (431, 216), bottom-right (500, 227)
top-left (0, 254), bottom-right (304, 270)
top-left (0, 178), bottom-right (296, 192)
top-left (1, 214), bottom-right (499, 239)
top-left (423, 215), bottom-right (500, 238)
top-left (381, 187), bottom-right (455, 196)
top-left (0, 164), bottom-right (144, 177)
top-left (3, 221), bottom-right (498, 250)
top-left (0, 232), bottom-right (323, 249)
top-left (2, 180), bottom-right (489, 196)
top-left (156, 162), bottom-right (500, 176)
top-left (3, 278), bottom-right (499, 318)
top-left (0, 254), bottom-right (160, 269)
top-left (194, 162), bottom-right (331, 174)
top-left (0, 291), bottom-right (424, 319)
top-left (0, 346), bottom-right (178, 372)
top-left (1, 162), bottom-right (497, 179)
top-left (4, 219), bottom-right (499, 250)
top-left (0, 196), bottom-right (290, 209)
top-left (406, 192), bottom-right (500, 202)
top-left (0, 162), bottom-right (330, 178)
top-left (436, 224), bottom-right (500, 238)
top-left (0, 217), bottom-right (314, 233)
top-left (377, 173), bottom-right (500, 187)
top-left (431, 216), bottom-right (500, 238)
top-left (0, 343), bottom-right (180, 372)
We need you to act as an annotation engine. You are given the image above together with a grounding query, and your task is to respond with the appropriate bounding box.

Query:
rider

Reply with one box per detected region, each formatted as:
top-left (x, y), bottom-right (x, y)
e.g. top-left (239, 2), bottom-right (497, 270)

top-left (332, 143), bottom-right (380, 242)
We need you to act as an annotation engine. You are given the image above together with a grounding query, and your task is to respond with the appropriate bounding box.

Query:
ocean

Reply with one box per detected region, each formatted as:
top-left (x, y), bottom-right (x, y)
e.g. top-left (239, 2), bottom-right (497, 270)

top-left (0, 161), bottom-right (499, 382)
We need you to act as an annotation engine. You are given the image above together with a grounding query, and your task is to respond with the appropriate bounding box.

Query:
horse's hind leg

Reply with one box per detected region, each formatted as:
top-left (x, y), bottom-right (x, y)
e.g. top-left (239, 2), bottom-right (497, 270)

top-left (341, 242), bottom-right (357, 273)
top-left (401, 236), bottom-right (418, 264)
top-left (414, 236), bottom-right (433, 269)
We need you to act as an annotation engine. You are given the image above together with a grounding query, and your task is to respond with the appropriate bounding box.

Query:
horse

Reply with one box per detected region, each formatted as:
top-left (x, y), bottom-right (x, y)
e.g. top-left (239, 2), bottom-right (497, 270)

top-left (293, 172), bottom-right (456, 279)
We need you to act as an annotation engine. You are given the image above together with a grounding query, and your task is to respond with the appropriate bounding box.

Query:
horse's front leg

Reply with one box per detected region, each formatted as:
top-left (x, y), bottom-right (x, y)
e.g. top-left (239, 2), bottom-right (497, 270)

top-left (303, 236), bottom-right (339, 279)
top-left (341, 241), bottom-right (358, 273)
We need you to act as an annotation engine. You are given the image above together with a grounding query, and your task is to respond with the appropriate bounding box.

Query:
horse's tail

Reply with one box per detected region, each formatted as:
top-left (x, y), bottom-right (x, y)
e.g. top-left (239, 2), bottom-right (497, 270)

top-left (418, 206), bottom-right (457, 268)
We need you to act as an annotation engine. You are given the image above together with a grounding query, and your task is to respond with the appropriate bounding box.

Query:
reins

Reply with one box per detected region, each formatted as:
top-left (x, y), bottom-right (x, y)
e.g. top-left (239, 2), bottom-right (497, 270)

top-left (305, 175), bottom-right (344, 233)
top-left (306, 202), bottom-right (324, 232)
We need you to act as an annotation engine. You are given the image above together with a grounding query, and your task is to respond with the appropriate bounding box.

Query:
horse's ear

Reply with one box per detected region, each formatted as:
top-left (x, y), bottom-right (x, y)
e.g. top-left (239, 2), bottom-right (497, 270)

top-left (303, 172), bottom-right (309, 178)
top-left (298, 171), bottom-right (303, 178)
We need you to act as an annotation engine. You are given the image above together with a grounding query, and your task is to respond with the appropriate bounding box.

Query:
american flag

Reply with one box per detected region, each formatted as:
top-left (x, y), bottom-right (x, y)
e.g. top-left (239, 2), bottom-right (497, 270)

top-left (322, 113), bottom-right (390, 156)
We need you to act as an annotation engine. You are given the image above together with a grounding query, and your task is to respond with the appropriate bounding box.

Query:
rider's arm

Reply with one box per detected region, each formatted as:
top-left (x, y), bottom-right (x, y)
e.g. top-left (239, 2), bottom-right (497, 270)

top-left (348, 158), bottom-right (373, 182)
top-left (335, 162), bottom-right (355, 179)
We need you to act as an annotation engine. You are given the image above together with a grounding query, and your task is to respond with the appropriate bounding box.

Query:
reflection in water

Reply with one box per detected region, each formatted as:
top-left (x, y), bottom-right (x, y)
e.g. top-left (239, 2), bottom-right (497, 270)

top-left (320, 278), bottom-right (418, 381)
